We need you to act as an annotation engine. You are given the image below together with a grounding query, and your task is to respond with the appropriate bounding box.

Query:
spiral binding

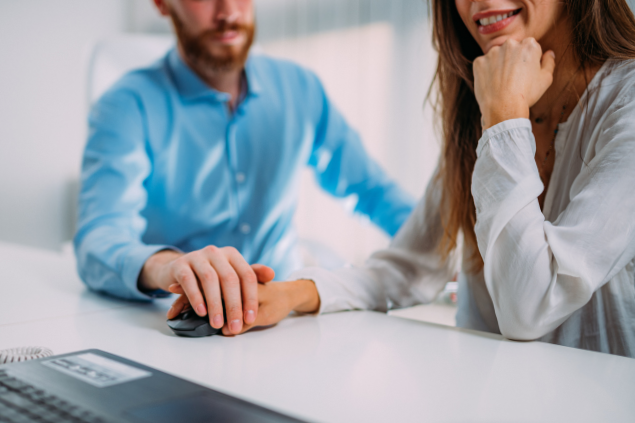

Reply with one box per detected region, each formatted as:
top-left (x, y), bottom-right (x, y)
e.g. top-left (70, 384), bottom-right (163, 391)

top-left (0, 347), bottom-right (54, 364)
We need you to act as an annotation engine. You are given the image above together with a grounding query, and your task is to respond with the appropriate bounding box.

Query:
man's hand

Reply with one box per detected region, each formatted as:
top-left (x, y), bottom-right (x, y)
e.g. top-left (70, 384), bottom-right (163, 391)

top-left (167, 279), bottom-right (320, 336)
top-left (139, 247), bottom-right (275, 335)
top-left (473, 37), bottom-right (556, 129)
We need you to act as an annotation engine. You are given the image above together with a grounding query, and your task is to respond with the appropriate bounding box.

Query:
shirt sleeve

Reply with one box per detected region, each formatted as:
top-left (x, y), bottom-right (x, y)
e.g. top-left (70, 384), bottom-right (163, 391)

top-left (73, 88), bottom-right (174, 301)
top-left (472, 102), bottom-right (635, 340)
top-left (289, 175), bottom-right (459, 314)
top-left (307, 76), bottom-right (415, 236)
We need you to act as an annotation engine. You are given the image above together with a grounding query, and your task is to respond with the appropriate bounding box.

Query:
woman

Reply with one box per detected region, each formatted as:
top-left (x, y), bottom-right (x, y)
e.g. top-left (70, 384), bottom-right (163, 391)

top-left (170, 0), bottom-right (635, 357)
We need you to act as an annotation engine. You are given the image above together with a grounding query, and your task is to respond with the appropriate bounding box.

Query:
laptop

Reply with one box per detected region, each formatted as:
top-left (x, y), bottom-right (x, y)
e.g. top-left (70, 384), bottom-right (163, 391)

top-left (0, 349), bottom-right (307, 423)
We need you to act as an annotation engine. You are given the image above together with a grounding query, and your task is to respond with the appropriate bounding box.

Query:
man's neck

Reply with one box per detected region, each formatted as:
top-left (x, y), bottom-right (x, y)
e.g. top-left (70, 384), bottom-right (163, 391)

top-left (177, 44), bottom-right (244, 111)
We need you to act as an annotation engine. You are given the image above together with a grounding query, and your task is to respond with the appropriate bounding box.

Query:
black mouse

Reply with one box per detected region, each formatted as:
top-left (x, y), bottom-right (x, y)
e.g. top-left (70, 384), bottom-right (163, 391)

top-left (167, 306), bottom-right (225, 338)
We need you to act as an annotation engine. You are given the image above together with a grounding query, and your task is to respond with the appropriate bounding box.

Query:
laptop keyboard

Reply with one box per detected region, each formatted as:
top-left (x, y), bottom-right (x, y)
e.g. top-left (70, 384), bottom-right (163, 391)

top-left (0, 370), bottom-right (107, 423)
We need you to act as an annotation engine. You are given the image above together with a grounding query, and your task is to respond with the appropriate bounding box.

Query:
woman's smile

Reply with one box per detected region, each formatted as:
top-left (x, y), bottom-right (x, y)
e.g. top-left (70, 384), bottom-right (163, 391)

top-left (456, 0), bottom-right (570, 53)
top-left (474, 8), bottom-right (522, 35)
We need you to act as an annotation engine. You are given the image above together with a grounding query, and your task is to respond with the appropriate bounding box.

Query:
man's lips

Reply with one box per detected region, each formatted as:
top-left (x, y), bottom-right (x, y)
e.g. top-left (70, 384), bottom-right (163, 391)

top-left (211, 30), bottom-right (243, 44)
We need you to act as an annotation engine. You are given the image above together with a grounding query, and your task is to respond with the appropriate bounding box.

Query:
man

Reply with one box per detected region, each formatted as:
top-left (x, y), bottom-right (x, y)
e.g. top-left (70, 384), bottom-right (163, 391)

top-left (74, 0), bottom-right (414, 336)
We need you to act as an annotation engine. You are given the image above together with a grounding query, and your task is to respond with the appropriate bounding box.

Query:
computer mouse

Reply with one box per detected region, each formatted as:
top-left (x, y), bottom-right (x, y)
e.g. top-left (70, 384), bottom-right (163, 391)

top-left (167, 306), bottom-right (225, 338)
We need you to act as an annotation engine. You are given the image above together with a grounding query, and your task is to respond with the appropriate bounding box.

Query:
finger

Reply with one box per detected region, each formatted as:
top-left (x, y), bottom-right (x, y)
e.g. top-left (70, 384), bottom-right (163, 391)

top-left (541, 50), bottom-right (556, 76)
top-left (539, 50), bottom-right (556, 92)
top-left (221, 314), bottom-right (259, 336)
top-left (167, 294), bottom-right (190, 319)
top-left (172, 261), bottom-right (207, 317)
top-left (168, 283), bottom-right (184, 294)
top-left (251, 264), bottom-right (275, 283)
top-left (220, 283), bottom-right (287, 336)
top-left (191, 258), bottom-right (224, 329)
top-left (224, 247), bottom-right (258, 326)
top-left (520, 36), bottom-right (535, 45)
top-left (206, 247), bottom-right (243, 334)
top-left (223, 304), bottom-right (279, 335)
top-left (521, 37), bottom-right (541, 64)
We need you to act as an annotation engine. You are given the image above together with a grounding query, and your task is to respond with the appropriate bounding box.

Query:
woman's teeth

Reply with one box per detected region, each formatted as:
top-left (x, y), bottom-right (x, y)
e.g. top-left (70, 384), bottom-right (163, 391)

top-left (479, 12), bottom-right (513, 26)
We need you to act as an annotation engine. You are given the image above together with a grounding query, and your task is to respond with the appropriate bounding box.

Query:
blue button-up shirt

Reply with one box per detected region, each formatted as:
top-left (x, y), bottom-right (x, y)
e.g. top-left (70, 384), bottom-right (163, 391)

top-left (74, 49), bottom-right (415, 301)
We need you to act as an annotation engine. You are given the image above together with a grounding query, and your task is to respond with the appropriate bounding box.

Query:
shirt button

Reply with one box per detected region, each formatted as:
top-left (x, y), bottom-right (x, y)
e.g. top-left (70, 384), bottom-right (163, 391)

top-left (236, 172), bottom-right (246, 183)
top-left (240, 223), bottom-right (251, 234)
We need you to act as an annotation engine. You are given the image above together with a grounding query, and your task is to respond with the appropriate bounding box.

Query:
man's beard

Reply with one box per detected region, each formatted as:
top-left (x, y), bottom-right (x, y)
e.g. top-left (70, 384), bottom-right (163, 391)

top-left (170, 10), bottom-right (255, 76)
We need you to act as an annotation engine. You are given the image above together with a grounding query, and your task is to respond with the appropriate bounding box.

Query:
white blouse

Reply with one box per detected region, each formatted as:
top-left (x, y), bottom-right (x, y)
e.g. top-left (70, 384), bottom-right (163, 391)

top-left (290, 59), bottom-right (635, 357)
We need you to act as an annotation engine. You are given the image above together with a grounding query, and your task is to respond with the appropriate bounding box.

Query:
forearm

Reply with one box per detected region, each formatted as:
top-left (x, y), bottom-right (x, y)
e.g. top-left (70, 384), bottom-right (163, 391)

top-left (287, 280), bottom-right (321, 314)
top-left (473, 120), bottom-right (554, 338)
top-left (78, 88), bottom-right (161, 300)
top-left (355, 183), bottom-right (416, 237)
top-left (288, 189), bottom-right (456, 315)
top-left (74, 226), bottom-right (172, 301)
top-left (308, 95), bottom-right (414, 237)
top-left (472, 120), bottom-right (609, 340)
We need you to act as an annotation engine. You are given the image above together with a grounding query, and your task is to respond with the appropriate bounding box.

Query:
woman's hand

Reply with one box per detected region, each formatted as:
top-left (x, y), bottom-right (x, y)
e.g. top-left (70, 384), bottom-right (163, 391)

top-left (167, 279), bottom-right (320, 336)
top-left (473, 37), bottom-right (556, 129)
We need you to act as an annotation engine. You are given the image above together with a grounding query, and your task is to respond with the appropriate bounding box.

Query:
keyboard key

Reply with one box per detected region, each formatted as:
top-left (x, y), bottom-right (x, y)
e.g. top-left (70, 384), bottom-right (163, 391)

top-left (0, 391), bottom-right (33, 409)
top-left (1, 379), bottom-right (27, 391)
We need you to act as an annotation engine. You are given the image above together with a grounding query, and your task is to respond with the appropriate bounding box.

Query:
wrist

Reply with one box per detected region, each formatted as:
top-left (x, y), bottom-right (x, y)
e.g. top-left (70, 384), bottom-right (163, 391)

top-left (481, 99), bottom-right (529, 129)
top-left (138, 250), bottom-right (182, 292)
top-left (288, 279), bottom-right (320, 314)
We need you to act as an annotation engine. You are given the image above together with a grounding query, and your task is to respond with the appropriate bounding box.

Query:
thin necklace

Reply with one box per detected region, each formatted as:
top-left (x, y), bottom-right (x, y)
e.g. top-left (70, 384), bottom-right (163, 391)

top-left (535, 65), bottom-right (582, 185)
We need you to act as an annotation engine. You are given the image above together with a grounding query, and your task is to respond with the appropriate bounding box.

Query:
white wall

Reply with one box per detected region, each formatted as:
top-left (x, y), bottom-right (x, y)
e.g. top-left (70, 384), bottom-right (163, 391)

top-left (0, 0), bottom-right (128, 250)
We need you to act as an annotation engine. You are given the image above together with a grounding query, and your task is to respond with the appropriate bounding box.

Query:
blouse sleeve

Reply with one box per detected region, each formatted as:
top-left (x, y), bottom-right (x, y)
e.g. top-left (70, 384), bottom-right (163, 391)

top-left (289, 174), bottom-right (460, 314)
top-left (472, 92), bottom-right (635, 340)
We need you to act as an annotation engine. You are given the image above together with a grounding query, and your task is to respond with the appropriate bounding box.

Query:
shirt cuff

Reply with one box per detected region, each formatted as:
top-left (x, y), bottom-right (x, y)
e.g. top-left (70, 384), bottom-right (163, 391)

top-left (477, 118), bottom-right (532, 157)
top-left (122, 244), bottom-right (180, 301)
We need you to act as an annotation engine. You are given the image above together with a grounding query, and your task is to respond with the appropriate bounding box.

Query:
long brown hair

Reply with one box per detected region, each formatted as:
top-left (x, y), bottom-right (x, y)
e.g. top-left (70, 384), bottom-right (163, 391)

top-left (430, 0), bottom-right (635, 271)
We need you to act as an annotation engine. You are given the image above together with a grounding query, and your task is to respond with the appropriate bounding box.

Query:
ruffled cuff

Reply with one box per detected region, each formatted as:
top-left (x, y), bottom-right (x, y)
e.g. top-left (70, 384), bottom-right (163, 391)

top-left (476, 118), bottom-right (533, 157)
top-left (288, 266), bottom-right (342, 315)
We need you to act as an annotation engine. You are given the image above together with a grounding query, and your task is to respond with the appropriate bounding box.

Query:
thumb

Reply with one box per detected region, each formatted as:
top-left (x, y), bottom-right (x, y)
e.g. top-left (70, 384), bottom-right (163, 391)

top-left (251, 264), bottom-right (275, 283)
top-left (167, 283), bottom-right (184, 294)
top-left (541, 50), bottom-right (556, 80)
top-left (167, 294), bottom-right (190, 319)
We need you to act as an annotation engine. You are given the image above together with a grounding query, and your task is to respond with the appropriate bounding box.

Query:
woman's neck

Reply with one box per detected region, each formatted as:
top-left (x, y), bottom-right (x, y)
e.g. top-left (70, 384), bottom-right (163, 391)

top-left (530, 22), bottom-right (602, 123)
top-left (531, 20), bottom-right (579, 114)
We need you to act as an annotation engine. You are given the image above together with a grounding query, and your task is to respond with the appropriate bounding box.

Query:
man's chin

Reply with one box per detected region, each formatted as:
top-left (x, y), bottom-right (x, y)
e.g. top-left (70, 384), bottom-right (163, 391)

top-left (178, 25), bottom-right (255, 74)
top-left (170, 7), bottom-right (255, 74)
top-left (207, 43), bottom-right (247, 58)
top-left (204, 51), bottom-right (249, 71)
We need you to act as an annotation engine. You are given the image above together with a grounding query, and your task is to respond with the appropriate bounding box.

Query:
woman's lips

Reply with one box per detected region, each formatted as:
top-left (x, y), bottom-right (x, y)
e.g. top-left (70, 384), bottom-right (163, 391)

top-left (476, 9), bottom-right (521, 35)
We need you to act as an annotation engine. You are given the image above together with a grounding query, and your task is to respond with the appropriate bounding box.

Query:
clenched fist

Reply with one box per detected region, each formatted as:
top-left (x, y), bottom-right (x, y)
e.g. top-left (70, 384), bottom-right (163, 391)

top-left (473, 37), bottom-right (556, 129)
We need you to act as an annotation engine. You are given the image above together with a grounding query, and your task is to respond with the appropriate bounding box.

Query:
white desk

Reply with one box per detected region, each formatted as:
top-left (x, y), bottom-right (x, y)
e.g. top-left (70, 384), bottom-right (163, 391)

top-left (1, 241), bottom-right (634, 423)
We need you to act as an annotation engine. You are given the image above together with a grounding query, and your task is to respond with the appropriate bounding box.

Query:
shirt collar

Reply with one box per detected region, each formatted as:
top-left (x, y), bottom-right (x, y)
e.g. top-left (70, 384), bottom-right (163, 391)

top-left (167, 47), bottom-right (262, 102)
